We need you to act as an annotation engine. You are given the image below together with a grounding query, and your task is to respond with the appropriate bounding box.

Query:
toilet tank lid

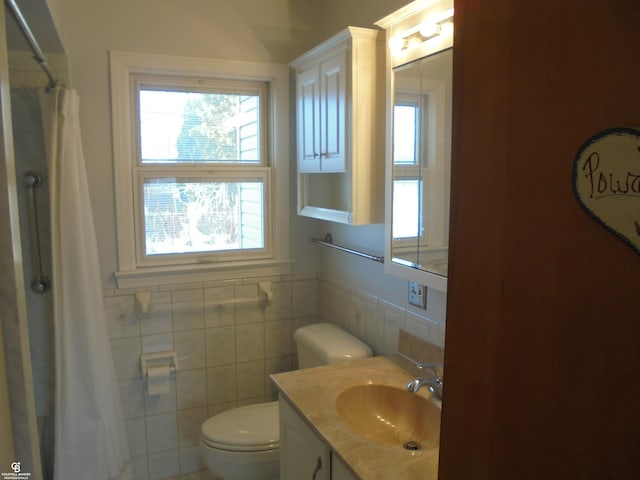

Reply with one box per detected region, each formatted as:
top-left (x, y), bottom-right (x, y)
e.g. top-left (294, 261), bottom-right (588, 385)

top-left (295, 323), bottom-right (373, 363)
top-left (201, 401), bottom-right (279, 449)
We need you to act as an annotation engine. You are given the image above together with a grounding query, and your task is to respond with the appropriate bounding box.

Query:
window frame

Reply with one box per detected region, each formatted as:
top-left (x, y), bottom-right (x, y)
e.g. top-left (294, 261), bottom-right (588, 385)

top-left (110, 51), bottom-right (291, 288)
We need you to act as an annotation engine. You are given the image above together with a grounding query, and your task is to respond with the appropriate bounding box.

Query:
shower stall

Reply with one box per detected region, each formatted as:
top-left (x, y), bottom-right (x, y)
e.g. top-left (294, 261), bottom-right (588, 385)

top-left (1, 1), bottom-right (131, 478)
top-left (1, 1), bottom-right (63, 477)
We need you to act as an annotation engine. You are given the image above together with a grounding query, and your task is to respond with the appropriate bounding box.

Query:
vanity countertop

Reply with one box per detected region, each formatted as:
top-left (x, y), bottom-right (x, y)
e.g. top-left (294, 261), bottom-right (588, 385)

top-left (271, 355), bottom-right (440, 480)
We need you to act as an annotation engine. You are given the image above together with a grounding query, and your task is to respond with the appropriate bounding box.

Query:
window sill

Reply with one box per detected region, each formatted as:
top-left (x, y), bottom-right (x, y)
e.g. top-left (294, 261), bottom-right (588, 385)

top-left (114, 259), bottom-right (293, 289)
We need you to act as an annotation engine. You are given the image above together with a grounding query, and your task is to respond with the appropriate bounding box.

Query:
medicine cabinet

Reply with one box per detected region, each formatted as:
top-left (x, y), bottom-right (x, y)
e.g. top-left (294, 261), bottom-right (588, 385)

top-left (376, 0), bottom-right (453, 292)
top-left (291, 27), bottom-right (385, 225)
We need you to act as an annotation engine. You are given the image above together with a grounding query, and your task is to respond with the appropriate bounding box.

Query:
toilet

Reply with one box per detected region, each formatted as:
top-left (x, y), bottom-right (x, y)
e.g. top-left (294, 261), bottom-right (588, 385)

top-left (199, 322), bottom-right (373, 480)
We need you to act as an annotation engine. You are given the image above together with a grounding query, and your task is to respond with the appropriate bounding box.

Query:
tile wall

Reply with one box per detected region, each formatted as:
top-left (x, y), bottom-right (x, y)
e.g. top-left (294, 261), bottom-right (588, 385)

top-left (104, 273), bottom-right (318, 479)
top-left (105, 272), bottom-right (443, 480)
top-left (318, 276), bottom-right (446, 355)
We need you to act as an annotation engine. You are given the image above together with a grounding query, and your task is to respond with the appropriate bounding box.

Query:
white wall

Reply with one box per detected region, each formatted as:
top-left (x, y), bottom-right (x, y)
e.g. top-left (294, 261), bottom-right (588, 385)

top-left (47, 0), bottom-right (447, 324)
top-left (53, 0), bottom-right (323, 286)
top-left (50, 0), bottom-right (446, 321)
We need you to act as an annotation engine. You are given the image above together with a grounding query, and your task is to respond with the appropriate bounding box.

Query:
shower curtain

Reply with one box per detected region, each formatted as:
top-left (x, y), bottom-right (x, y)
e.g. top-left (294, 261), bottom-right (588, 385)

top-left (40, 87), bottom-right (132, 480)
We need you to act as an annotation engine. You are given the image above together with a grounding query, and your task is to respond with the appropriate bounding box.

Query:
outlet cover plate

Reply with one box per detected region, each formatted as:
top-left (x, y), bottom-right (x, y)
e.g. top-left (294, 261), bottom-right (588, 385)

top-left (408, 281), bottom-right (427, 309)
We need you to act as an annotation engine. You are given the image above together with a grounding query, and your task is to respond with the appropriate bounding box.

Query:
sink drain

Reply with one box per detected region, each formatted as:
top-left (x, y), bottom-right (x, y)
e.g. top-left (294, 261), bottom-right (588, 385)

top-left (403, 441), bottom-right (421, 451)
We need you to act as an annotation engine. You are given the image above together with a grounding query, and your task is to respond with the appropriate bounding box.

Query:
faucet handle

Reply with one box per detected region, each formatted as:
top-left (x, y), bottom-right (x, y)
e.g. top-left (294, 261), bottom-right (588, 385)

top-left (416, 362), bottom-right (444, 381)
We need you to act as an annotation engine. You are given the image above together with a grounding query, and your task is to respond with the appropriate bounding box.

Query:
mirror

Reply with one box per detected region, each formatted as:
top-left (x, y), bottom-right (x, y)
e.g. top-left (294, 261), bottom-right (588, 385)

top-left (390, 49), bottom-right (452, 282)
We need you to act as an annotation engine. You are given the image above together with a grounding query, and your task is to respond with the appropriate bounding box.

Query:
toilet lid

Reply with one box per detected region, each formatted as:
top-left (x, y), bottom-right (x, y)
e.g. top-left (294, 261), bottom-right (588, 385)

top-left (201, 401), bottom-right (279, 452)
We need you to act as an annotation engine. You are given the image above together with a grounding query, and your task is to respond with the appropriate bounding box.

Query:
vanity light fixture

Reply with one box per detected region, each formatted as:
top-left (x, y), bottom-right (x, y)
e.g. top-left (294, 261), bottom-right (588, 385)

top-left (389, 8), bottom-right (454, 55)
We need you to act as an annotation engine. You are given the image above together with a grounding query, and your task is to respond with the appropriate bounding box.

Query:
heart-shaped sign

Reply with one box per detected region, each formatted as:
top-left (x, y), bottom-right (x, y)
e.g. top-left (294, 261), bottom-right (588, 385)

top-left (573, 127), bottom-right (640, 255)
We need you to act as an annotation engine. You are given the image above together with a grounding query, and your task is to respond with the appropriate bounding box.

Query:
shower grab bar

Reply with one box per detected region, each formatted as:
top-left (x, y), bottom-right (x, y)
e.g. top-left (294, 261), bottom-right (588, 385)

top-left (311, 233), bottom-right (385, 264)
top-left (24, 171), bottom-right (50, 294)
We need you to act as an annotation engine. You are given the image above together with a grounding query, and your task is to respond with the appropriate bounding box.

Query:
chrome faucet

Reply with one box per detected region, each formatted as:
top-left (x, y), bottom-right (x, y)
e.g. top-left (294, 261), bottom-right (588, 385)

top-left (406, 363), bottom-right (444, 400)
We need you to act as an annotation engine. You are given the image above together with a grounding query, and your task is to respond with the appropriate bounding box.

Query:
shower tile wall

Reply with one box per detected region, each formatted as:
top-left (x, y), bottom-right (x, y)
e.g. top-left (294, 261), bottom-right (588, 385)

top-left (5, 87), bottom-right (53, 478)
top-left (105, 273), bottom-right (442, 480)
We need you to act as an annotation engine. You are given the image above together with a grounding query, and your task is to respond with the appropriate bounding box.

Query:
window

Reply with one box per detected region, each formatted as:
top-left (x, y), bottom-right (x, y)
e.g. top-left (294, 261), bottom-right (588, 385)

top-left (110, 52), bottom-right (290, 287)
top-left (392, 98), bottom-right (425, 241)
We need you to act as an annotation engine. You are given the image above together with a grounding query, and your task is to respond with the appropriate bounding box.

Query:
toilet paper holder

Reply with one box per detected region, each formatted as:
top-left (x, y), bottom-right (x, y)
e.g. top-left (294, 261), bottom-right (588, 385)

top-left (140, 351), bottom-right (179, 378)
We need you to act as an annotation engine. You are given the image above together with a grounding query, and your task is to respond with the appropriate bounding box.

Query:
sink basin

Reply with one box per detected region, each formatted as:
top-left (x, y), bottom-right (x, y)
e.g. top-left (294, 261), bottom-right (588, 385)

top-left (335, 384), bottom-right (441, 450)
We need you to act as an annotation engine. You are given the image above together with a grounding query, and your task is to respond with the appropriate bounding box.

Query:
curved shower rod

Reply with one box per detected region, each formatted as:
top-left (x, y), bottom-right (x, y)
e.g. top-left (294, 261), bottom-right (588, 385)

top-left (5, 0), bottom-right (61, 89)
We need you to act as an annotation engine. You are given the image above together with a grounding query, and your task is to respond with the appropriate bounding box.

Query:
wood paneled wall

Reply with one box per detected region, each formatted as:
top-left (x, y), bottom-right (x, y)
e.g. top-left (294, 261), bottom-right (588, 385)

top-left (441, 0), bottom-right (640, 478)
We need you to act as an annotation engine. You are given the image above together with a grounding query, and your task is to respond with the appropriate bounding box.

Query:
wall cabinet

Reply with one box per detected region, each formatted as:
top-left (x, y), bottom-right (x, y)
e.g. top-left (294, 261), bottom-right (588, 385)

top-left (296, 50), bottom-right (346, 173)
top-left (291, 27), bottom-right (384, 224)
top-left (279, 397), bottom-right (358, 480)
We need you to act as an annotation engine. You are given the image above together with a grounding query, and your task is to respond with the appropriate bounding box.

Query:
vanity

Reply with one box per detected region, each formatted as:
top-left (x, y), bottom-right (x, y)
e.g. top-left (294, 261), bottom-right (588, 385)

top-left (271, 356), bottom-right (441, 480)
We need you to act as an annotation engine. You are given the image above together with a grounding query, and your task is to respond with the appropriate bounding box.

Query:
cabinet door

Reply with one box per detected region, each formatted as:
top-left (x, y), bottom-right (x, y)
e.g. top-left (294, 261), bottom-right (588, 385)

top-left (297, 66), bottom-right (321, 173)
top-left (319, 50), bottom-right (346, 172)
top-left (280, 398), bottom-right (330, 480)
top-left (332, 453), bottom-right (359, 480)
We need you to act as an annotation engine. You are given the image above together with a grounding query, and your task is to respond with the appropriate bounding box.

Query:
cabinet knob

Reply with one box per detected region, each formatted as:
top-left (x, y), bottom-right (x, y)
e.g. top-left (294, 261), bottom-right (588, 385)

top-left (313, 152), bottom-right (319, 158)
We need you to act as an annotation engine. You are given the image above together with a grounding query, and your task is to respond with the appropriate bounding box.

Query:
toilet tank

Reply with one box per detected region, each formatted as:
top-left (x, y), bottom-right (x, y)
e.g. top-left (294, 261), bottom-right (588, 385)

top-left (294, 323), bottom-right (373, 369)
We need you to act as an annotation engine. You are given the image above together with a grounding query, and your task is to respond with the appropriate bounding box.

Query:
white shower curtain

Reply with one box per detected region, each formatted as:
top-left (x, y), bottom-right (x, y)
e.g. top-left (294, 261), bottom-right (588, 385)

top-left (40, 87), bottom-right (132, 480)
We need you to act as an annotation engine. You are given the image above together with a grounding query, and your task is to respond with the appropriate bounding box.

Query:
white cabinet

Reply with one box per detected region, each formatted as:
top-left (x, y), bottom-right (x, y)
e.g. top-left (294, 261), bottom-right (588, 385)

top-left (279, 397), bottom-right (359, 480)
top-left (296, 50), bottom-right (346, 173)
top-left (292, 27), bottom-right (384, 224)
top-left (280, 397), bottom-right (330, 480)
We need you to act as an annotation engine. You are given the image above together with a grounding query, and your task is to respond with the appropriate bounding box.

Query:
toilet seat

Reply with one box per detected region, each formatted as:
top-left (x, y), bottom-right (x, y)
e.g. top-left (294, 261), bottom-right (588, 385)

top-left (201, 401), bottom-right (279, 452)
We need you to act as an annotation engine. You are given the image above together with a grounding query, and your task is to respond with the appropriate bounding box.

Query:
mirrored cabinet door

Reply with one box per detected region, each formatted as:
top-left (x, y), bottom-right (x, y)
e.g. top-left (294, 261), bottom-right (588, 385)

top-left (377, 0), bottom-right (453, 292)
top-left (391, 48), bottom-right (452, 278)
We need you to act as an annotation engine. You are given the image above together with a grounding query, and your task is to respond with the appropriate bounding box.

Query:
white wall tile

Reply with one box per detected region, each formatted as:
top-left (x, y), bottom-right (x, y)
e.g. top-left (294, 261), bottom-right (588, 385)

top-left (265, 319), bottom-right (292, 358)
top-left (174, 330), bottom-right (206, 370)
top-left (234, 284), bottom-right (264, 325)
top-left (264, 281), bottom-right (291, 322)
top-left (235, 323), bottom-right (264, 362)
top-left (141, 292), bottom-right (173, 335)
top-left (291, 279), bottom-right (317, 317)
top-left (177, 407), bottom-right (208, 447)
top-left (383, 307), bottom-right (405, 356)
top-left (172, 289), bottom-right (204, 331)
top-left (119, 378), bottom-right (146, 419)
top-left (111, 337), bottom-right (142, 379)
top-left (206, 365), bottom-right (237, 405)
top-left (204, 286), bottom-right (234, 328)
top-left (178, 445), bottom-right (206, 475)
top-left (146, 412), bottom-right (178, 453)
top-left (140, 313), bottom-right (173, 336)
top-left (364, 299), bottom-right (385, 355)
top-left (141, 334), bottom-right (174, 358)
top-left (176, 369), bottom-right (207, 411)
top-left (205, 326), bottom-right (235, 366)
top-left (147, 449), bottom-right (180, 480)
top-left (126, 418), bottom-right (147, 457)
top-left (105, 295), bottom-right (139, 338)
top-left (236, 360), bottom-right (265, 400)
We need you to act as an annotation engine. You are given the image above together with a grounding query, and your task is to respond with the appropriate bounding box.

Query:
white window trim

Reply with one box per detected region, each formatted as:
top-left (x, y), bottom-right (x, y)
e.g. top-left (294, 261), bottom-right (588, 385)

top-left (110, 51), bottom-right (291, 288)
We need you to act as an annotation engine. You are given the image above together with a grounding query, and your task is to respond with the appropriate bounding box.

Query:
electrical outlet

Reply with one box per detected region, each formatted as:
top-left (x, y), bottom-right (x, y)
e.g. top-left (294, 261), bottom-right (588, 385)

top-left (408, 281), bottom-right (427, 309)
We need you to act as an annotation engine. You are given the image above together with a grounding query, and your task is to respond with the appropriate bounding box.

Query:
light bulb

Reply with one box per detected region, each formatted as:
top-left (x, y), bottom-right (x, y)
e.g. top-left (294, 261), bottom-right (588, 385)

top-left (389, 35), bottom-right (404, 54)
top-left (407, 36), bottom-right (422, 50)
top-left (418, 22), bottom-right (440, 38)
